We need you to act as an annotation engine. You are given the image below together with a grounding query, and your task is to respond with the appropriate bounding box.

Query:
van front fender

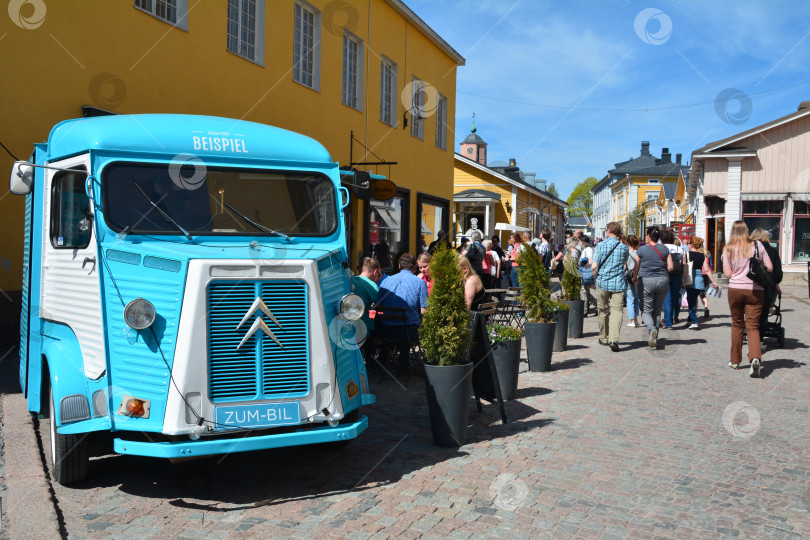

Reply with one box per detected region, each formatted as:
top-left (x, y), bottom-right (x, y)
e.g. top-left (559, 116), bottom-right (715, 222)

top-left (39, 324), bottom-right (92, 423)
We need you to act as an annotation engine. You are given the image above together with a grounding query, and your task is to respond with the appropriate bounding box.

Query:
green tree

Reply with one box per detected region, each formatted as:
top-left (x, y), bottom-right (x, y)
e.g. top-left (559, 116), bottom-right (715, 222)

top-left (546, 182), bottom-right (560, 198)
top-left (566, 177), bottom-right (598, 219)
top-left (624, 207), bottom-right (646, 238)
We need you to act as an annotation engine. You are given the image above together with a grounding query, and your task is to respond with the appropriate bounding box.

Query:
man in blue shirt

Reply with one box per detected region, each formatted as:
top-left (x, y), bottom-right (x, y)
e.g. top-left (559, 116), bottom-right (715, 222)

top-left (375, 253), bottom-right (428, 374)
top-left (591, 222), bottom-right (630, 352)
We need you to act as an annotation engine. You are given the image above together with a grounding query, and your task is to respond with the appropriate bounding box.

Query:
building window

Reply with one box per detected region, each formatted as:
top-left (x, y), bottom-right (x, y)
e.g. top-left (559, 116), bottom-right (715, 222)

top-left (342, 31), bottom-right (363, 110)
top-left (294, 1), bottom-right (320, 90)
top-left (380, 57), bottom-right (397, 126)
top-left (227, 0), bottom-right (265, 65)
top-left (51, 169), bottom-right (92, 249)
top-left (410, 77), bottom-right (425, 140)
top-left (743, 200), bottom-right (783, 251)
top-left (646, 192), bottom-right (658, 202)
top-left (435, 94), bottom-right (447, 150)
top-left (417, 194), bottom-right (449, 254)
top-left (793, 201), bottom-right (810, 261)
top-left (648, 178), bottom-right (660, 184)
top-left (135, 0), bottom-right (188, 29)
top-left (365, 189), bottom-right (410, 272)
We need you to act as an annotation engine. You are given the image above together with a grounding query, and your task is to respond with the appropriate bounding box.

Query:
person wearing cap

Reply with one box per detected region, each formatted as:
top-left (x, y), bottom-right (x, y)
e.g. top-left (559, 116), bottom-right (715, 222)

top-left (457, 236), bottom-right (469, 254)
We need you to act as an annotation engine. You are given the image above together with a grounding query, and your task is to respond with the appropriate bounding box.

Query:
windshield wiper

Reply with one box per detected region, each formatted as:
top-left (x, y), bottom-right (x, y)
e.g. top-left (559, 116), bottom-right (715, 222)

top-left (223, 202), bottom-right (289, 240)
top-left (134, 184), bottom-right (192, 240)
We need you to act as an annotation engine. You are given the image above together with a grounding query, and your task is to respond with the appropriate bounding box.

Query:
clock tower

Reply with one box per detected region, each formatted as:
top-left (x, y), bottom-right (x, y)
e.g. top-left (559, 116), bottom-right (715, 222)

top-left (459, 113), bottom-right (487, 166)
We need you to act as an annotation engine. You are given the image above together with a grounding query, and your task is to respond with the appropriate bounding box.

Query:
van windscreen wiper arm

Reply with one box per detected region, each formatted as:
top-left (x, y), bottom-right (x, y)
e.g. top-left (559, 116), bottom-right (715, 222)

top-left (223, 202), bottom-right (289, 240)
top-left (134, 184), bottom-right (192, 240)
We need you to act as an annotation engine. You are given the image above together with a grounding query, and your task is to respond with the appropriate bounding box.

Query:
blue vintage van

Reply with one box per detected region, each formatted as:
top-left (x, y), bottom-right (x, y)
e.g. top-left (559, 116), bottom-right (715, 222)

top-left (9, 114), bottom-right (374, 484)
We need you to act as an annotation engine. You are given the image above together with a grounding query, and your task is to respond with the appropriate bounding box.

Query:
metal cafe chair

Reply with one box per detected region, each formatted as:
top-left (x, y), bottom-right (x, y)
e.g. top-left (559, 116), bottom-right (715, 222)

top-left (373, 306), bottom-right (425, 381)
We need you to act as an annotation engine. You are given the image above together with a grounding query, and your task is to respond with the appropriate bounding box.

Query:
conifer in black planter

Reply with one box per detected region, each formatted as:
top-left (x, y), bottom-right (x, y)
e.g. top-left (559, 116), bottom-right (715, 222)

top-left (560, 250), bottom-right (585, 339)
top-left (419, 245), bottom-right (473, 447)
top-left (517, 243), bottom-right (557, 372)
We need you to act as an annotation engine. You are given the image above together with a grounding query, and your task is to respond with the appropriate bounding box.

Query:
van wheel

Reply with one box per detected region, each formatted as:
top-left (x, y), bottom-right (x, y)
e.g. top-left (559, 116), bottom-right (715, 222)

top-left (45, 384), bottom-right (89, 485)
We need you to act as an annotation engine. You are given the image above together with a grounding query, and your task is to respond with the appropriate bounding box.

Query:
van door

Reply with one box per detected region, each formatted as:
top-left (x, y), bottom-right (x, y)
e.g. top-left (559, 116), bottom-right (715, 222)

top-left (40, 155), bottom-right (107, 379)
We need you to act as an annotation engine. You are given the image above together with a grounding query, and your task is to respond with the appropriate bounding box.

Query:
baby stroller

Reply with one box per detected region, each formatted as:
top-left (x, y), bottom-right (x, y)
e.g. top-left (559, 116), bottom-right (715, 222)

top-left (760, 288), bottom-right (785, 347)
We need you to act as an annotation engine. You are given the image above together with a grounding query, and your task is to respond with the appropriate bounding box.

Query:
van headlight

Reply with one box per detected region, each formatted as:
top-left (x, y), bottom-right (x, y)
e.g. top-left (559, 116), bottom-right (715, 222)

top-left (339, 294), bottom-right (364, 321)
top-left (124, 298), bottom-right (156, 330)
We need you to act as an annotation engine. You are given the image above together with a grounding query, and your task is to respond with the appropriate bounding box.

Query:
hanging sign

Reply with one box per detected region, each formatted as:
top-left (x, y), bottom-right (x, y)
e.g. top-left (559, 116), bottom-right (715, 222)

top-left (370, 179), bottom-right (397, 201)
top-left (369, 221), bottom-right (380, 244)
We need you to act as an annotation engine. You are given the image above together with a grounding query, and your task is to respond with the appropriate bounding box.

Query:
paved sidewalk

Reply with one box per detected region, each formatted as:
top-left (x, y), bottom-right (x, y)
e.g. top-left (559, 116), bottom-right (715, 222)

top-left (4, 287), bottom-right (810, 539)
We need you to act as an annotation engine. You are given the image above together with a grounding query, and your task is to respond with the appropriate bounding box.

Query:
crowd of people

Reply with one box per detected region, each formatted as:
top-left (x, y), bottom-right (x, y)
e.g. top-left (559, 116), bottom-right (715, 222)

top-left (354, 220), bottom-right (783, 378)
top-left (584, 220), bottom-right (781, 378)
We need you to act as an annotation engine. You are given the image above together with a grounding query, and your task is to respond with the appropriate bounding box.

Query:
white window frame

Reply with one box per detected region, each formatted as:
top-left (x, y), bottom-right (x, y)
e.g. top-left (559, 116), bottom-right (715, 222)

top-left (341, 31), bottom-right (364, 111)
top-left (647, 178), bottom-right (660, 184)
top-left (226, 0), bottom-right (265, 66)
top-left (410, 77), bottom-right (425, 140)
top-left (134, 0), bottom-right (188, 30)
top-left (646, 192), bottom-right (658, 202)
top-left (379, 56), bottom-right (397, 126)
top-left (435, 93), bottom-right (447, 150)
top-left (293, 0), bottom-right (321, 91)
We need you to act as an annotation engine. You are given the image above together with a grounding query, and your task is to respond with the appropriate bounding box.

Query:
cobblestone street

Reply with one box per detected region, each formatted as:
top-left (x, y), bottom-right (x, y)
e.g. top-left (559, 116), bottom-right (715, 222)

top-left (3, 286), bottom-right (810, 539)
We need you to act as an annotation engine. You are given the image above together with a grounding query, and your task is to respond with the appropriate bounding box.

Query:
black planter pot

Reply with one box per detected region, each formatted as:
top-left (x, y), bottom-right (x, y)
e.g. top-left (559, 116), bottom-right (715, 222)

top-left (491, 339), bottom-right (521, 400)
top-left (564, 299), bottom-right (584, 339)
top-left (524, 321), bottom-right (555, 372)
top-left (553, 309), bottom-right (569, 352)
top-left (423, 362), bottom-right (473, 447)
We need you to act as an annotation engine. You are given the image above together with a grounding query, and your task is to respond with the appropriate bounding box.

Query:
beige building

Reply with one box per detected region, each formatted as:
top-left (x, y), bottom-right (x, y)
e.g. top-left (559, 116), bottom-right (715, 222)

top-left (690, 100), bottom-right (810, 269)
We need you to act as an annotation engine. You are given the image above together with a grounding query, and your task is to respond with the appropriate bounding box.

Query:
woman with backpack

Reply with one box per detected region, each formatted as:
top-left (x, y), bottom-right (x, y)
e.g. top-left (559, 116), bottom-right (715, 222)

top-left (661, 228), bottom-right (686, 328)
top-left (578, 235), bottom-right (597, 316)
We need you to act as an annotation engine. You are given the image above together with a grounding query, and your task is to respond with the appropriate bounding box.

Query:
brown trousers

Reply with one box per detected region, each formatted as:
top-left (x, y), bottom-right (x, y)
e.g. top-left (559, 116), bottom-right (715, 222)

top-left (727, 288), bottom-right (764, 365)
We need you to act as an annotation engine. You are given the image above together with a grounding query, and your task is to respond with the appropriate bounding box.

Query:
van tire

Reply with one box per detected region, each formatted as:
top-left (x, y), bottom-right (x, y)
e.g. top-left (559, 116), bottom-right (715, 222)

top-left (45, 383), bottom-right (89, 485)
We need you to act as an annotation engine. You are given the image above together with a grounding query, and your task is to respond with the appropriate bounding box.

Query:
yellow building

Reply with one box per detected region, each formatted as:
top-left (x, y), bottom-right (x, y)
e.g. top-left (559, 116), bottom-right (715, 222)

top-left (0, 0), bottom-right (463, 309)
top-left (609, 145), bottom-right (688, 235)
top-left (453, 127), bottom-right (568, 245)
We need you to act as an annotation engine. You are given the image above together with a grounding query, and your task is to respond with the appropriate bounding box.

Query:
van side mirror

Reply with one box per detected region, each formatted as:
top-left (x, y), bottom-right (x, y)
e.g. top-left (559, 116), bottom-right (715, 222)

top-left (9, 161), bottom-right (34, 195)
top-left (353, 171), bottom-right (371, 201)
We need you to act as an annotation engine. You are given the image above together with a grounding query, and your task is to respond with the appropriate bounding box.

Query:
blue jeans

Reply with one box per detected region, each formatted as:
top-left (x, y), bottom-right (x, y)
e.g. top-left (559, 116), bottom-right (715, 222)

top-left (511, 267), bottom-right (519, 288)
top-left (663, 274), bottom-right (683, 326)
top-left (686, 273), bottom-right (705, 325)
top-left (626, 282), bottom-right (640, 321)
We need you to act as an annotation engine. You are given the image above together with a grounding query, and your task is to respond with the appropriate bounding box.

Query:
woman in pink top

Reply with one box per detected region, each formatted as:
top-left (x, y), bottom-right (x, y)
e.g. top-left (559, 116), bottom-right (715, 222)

top-left (721, 220), bottom-right (772, 376)
top-left (416, 253), bottom-right (433, 295)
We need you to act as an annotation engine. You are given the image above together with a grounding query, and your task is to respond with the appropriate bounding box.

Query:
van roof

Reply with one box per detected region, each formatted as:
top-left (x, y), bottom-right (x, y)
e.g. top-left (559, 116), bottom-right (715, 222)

top-left (45, 114), bottom-right (334, 165)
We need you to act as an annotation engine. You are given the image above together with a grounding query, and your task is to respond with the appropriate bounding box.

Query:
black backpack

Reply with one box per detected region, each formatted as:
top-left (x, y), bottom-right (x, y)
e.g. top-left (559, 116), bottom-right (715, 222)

top-left (466, 242), bottom-right (484, 271)
top-left (669, 249), bottom-right (684, 275)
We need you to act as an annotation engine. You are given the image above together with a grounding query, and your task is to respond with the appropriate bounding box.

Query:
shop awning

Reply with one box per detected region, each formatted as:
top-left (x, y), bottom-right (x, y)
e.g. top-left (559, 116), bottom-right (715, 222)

top-left (494, 222), bottom-right (529, 232)
top-left (740, 193), bottom-right (788, 201)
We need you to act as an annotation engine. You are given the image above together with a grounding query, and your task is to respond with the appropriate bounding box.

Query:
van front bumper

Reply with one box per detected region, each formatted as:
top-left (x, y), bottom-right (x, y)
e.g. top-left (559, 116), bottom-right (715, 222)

top-left (112, 415), bottom-right (368, 458)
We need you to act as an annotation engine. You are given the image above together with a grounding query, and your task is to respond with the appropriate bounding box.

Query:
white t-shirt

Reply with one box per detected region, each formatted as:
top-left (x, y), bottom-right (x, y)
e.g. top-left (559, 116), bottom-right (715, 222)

top-left (490, 251), bottom-right (500, 275)
top-left (581, 246), bottom-right (594, 263)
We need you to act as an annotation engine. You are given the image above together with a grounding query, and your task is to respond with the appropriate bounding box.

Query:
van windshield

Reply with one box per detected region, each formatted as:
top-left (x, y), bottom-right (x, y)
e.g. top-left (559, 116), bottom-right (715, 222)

top-left (102, 162), bottom-right (337, 237)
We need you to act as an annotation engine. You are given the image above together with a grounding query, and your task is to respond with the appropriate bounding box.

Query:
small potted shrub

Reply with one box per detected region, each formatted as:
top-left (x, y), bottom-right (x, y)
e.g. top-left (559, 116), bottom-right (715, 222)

top-left (487, 323), bottom-right (523, 400)
top-left (419, 244), bottom-right (473, 447)
top-left (517, 243), bottom-right (557, 372)
top-left (560, 250), bottom-right (585, 339)
top-left (552, 299), bottom-right (570, 353)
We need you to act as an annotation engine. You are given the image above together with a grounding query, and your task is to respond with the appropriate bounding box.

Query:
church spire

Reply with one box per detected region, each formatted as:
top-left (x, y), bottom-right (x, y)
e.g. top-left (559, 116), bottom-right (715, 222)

top-left (471, 112), bottom-right (477, 133)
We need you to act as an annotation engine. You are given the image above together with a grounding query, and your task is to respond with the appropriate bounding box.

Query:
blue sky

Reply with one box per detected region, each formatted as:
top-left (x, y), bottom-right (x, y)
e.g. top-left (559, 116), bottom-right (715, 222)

top-left (406, 0), bottom-right (810, 200)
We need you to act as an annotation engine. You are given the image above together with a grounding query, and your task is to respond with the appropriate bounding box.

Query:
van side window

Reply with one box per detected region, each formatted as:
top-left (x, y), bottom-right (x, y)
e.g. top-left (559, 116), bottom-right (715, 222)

top-left (51, 171), bottom-right (92, 249)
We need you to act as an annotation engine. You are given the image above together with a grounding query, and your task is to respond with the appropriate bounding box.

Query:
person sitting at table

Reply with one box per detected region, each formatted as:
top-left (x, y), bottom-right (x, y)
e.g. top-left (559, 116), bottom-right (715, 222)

top-left (459, 255), bottom-right (487, 311)
top-left (375, 253), bottom-right (428, 375)
top-left (416, 253), bottom-right (433, 295)
top-left (351, 257), bottom-right (382, 363)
